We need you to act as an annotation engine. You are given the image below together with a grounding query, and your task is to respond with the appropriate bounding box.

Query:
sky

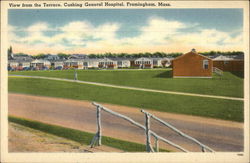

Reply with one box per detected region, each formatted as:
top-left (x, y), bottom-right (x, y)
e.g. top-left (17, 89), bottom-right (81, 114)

top-left (8, 9), bottom-right (243, 55)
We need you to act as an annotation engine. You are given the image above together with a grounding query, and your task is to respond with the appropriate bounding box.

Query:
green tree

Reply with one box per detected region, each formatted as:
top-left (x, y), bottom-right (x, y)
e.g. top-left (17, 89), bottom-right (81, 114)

top-left (33, 53), bottom-right (46, 59)
top-left (57, 53), bottom-right (70, 59)
top-left (8, 46), bottom-right (13, 59)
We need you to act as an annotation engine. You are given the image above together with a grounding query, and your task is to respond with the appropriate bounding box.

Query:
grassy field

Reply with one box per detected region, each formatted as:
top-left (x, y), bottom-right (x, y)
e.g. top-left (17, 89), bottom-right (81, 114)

top-left (9, 69), bottom-right (244, 98)
top-left (9, 77), bottom-right (243, 122)
top-left (9, 116), bottom-right (169, 152)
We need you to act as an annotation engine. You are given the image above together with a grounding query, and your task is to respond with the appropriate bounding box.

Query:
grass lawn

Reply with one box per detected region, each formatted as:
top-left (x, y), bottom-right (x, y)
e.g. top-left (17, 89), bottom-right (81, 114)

top-left (9, 116), bottom-right (169, 152)
top-left (9, 69), bottom-right (244, 98)
top-left (8, 77), bottom-right (243, 122)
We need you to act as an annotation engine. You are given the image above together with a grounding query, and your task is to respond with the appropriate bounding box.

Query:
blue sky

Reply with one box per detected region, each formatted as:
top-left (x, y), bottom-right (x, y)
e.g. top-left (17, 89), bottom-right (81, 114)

top-left (8, 9), bottom-right (243, 54)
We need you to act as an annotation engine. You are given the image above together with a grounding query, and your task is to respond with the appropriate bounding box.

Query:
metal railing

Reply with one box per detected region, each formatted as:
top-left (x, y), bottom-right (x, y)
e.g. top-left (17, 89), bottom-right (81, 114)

top-left (90, 102), bottom-right (214, 153)
top-left (213, 67), bottom-right (223, 76)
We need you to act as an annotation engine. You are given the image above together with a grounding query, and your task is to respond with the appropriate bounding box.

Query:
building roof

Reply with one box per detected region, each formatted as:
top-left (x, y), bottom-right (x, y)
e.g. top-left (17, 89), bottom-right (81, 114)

top-left (134, 57), bottom-right (153, 61)
top-left (50, 59), bottom-right (66, 62)
top-left (45, 54), bottom-right (60, 60)
top-left (31, 59), bottom-right (50, 64)
top-left (8, 58), bottom-right (33, 63)
top-left (69, 54), bottom-right (88, 59)
top-left (232, 55), bottom-right (244, 60)
top-left (98, 58), bottom-right (117, 62)
top-left (173, 50), bottom-right (211, 61)
top-left (212, 55), bottom-right (233, 61)
top-left (65, 58), bottom-right (83, 62)
top-left (110, 57), bottom-right (131, 61)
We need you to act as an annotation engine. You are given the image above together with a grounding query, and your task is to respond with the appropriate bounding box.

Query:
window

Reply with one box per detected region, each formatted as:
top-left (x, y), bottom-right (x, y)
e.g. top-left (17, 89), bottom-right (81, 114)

top-left (106, 62), bottom-right (113, 65)
top-left (224, 61), bottom-right (229, 65)
top-left (153, 60), bottom-right (158, 65)
top-left (203, 60), bottom-right (209, 69)
top-left (118, 61), bottom-right (122, 65)
top-left (135, 61), bottom-right (141, 64)
top-left (72, 62), bottom-right (78, 66)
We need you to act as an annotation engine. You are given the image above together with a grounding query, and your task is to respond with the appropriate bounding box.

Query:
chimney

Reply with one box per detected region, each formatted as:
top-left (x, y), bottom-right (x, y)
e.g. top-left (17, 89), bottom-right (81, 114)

top-left (191, 48), bottom-right (196, 53)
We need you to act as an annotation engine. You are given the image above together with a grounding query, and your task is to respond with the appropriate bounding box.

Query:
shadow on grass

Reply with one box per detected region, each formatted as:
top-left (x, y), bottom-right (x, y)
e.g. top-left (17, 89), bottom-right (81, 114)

top-left (230, 71), bottom-right (244, 78)
top-left (9, 116), bottom-right (169, 152)
top-left (154, 70), bottom-right (173, 78)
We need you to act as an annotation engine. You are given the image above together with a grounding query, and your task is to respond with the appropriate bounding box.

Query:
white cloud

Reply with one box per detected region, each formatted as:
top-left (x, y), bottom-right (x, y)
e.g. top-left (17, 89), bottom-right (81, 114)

top-left (8, 17), bottom-right (243, 54)
top-left (170, 28), bottom-right (243, 50)
top-left (119, 17), bottom-right (186, 45)
top-left (27, 22), bottom-right (50, 32)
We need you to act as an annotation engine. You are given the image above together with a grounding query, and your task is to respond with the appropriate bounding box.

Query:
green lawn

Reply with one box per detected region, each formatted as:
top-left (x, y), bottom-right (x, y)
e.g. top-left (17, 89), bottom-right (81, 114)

top-left (9, 116), bottom-right (169, 152)
top-left (9, 69), bottom-right (244, 98)
top-left (9, 77), bottom-right (243, 122)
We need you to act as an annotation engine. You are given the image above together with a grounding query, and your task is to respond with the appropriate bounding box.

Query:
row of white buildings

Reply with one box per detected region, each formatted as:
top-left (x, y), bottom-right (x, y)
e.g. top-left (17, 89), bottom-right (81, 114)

top-left (8, 55), bottom-right (173, 70)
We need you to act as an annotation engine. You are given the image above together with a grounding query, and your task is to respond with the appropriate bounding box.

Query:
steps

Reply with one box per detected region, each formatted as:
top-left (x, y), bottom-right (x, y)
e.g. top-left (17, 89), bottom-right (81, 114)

top-left (213, 67), bottom-right (223, 76)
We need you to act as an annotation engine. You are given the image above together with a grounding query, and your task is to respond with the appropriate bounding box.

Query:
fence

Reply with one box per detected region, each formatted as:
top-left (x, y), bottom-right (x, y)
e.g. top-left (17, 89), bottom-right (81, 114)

top-left (90, 102), bottom-right (214, 153)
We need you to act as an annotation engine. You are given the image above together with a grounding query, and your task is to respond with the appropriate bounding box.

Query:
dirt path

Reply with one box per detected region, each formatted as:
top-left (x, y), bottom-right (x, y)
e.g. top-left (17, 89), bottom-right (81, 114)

top-left (9, 122), bottom-right (123, 152)
top-left (9, 75), bottom-right (243, 101)
top-left (8, 93), bottom-right (243, 152)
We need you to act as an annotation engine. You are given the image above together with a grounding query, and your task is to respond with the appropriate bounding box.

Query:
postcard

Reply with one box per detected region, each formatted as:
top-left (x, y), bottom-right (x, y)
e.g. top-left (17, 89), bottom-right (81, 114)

top-left (1, 0), bottom-right (249, 162)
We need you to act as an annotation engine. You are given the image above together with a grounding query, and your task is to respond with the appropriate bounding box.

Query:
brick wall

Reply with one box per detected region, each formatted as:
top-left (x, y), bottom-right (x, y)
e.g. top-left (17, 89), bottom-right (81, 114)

top-left (172, 52), bottom-right (213, 77)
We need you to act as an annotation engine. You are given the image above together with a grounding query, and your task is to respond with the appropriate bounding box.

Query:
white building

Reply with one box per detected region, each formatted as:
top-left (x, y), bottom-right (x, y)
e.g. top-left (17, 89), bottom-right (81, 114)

top-left (64, 59), bottom-right (83, 69)
top-left (112, 58), bottom-right (131, 68)
top-left (51, 60), bottom-right (64, 68)
top-left (8, 60), bottom-right (19, 68)
top-left (98, 58), bottom-right (118, 69)
top-left (31, 59), bottom-right (51, 69)
top-left (161, 57), bottom-right (172, 67)
top-left (82, 59), bottom-right (99, 69)
top-left (133, 57), bottom-right (153, 68)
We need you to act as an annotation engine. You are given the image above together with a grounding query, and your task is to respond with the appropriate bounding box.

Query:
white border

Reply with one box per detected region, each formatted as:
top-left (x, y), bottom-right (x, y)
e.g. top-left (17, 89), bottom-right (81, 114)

top-left (1, 1), bottom-right (249, 163)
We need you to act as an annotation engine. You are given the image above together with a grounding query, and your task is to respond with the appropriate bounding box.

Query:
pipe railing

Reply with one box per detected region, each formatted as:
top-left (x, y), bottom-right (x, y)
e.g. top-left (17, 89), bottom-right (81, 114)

top-left (90, 102), bottom-right (189, 152)
top-left (213, 67), bottom-right (223, 76)
top-left (141, 110), bottom-right (214, 152)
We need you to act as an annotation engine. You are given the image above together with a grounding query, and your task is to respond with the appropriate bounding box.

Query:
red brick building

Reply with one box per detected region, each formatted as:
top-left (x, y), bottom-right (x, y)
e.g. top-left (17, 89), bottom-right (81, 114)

top-left (172, 49), bottom-right (213, 78)
top-left (212, 55), bottom-right (244, 72)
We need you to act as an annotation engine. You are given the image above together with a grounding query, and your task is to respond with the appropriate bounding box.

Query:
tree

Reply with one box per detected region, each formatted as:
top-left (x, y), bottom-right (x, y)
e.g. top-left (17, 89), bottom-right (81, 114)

top-left (57, 53), bottom-right (70, 59)
top-left (167, 52), bottom-right (182, 57)
top-left (33, 53), bottom-right (46, 59)
top-left (8, 46), bottom-right (13, 59)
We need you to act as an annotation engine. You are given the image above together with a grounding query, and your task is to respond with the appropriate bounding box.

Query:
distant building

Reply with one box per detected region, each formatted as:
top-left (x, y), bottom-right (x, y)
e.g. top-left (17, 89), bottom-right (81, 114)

top-left (82, 58), bottom-right (99, 69)
top-left (112, 58), bottom-right (131, 68)
top-left (161, 57), bottom-right (172, 67)
top-left (64, 59), bottom-right (83, 69)
top-left (98, 58), bottom-right (117, 69)
top-left (131, 57), bottom-right (153, 68)
top-left (50, 60), bottom-right (65, 68)
top-left (69, 54), bottom-right (88, 59)
top-left (152, 58), bottom-right (163, 68)
top-left (172, 49), bottom-right (213, 78)
top-left (45, 54), bottom-right (60, 61)
top-left (212, 55), bottom-right (244, 72)
top-left (8, 56), bottom-right (33, 70)
top-left (31, 59), bottom-right (51, 69)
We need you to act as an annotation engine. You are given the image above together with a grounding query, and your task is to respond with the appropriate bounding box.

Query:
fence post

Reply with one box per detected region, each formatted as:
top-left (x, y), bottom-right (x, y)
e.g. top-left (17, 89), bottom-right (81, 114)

top-left (97, 105), bottom-right (102, 146)
top-left (90, 105), bottom-right (102, 147)
top-left (154, 135), bottom-right (159, 152)
top-left (145, 113), bottom-right (154, 152)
